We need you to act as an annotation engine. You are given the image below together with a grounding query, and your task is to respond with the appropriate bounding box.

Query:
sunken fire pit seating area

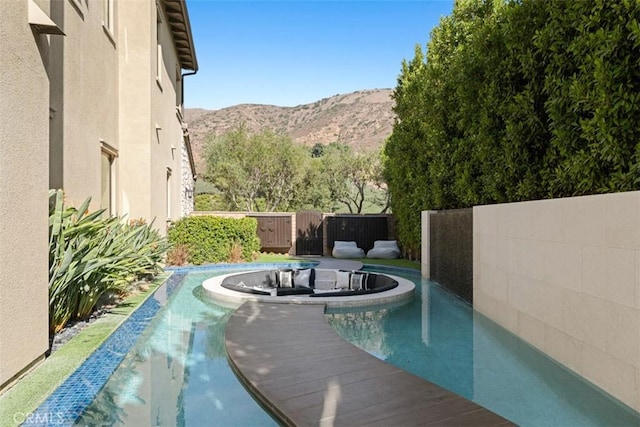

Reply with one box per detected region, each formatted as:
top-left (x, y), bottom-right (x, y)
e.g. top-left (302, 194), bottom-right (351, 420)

top-left (220, 268), bottom-right (399, 297)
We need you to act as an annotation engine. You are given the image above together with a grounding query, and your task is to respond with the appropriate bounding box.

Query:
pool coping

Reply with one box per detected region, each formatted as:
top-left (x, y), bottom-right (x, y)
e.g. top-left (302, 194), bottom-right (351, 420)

top-left (202, 270), bottom-right (415, 309)
top-left (9, 261), bottom-right (420, 426)
top-left (18, 272), bottom-right (187, 427)
top-left (0, 272), bottom-right (172, 427)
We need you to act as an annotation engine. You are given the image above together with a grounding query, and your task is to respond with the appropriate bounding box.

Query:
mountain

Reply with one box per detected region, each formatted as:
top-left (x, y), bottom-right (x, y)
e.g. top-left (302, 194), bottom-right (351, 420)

top-left (184, 88), bottom-right (395, 175)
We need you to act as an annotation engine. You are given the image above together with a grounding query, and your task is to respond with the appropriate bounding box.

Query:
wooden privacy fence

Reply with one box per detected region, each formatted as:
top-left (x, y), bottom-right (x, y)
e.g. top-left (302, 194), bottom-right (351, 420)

top-left (191, 211), bottom-right (396, 256)
top-left (296, 210), bottom-right (324, 255)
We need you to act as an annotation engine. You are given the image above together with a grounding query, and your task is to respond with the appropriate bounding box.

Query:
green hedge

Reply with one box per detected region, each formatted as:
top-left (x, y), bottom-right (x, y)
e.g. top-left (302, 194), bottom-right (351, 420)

top-left (167, 216), bottom-right (261, 264)
top-left (385, 0), bottom-right (640, 256)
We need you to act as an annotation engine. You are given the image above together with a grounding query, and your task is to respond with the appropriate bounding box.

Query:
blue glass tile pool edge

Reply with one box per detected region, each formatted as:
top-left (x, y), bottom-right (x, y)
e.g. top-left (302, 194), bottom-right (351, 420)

top-left (22, 272), bottom-right (187, 427)
top-left (22, 262), bottom-right (317, 427)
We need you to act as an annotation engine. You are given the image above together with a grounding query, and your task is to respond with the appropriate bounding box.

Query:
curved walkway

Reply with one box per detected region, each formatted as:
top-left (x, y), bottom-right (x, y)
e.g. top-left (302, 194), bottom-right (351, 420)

top-left (225, 302), bottom-right (514, 426)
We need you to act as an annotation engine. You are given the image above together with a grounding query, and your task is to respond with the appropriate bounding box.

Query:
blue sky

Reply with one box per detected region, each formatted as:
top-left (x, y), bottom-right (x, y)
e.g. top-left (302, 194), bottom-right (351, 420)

top-left (184, 0), bottom-right (454, 110)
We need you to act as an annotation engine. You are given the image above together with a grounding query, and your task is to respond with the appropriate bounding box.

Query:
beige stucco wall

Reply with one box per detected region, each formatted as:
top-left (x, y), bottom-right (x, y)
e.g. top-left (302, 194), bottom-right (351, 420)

top-left (473, 192), bottom-right (640, 412)
top-left (118, 0), bottom-right (153, 223)
top-left (119, 0), bottom-right (188, 234)
top-left (0, 0), bottom-right (51, 390)
top-left (151, 2), bottom-right (185, 233)
top-left (1, 0), bottom-right (196, 393)
top-left (49, 0), bottom-right (119, 210)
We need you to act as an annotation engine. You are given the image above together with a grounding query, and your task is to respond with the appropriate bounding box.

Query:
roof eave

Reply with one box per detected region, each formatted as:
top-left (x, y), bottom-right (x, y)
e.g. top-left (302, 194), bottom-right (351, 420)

top-left (161, 0), bottom-right (198, 72)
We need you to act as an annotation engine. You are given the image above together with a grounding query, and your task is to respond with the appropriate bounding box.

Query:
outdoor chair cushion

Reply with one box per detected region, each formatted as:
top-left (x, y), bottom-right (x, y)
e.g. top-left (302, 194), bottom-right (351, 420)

top-left (335, 271), bottom-right (351, 289)
top-left (277, 269), bottom-right (294, 287)
top-left (366, 240), bottom-right (401, 259)
top-left (293, 268), bottom-right (315, 288)
top-left (332, 241), bottom-right (365, 258)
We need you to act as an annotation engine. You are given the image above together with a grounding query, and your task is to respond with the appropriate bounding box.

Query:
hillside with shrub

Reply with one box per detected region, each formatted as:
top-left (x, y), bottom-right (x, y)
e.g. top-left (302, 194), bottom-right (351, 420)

top-left (185, 89), bottom-right (394, 173)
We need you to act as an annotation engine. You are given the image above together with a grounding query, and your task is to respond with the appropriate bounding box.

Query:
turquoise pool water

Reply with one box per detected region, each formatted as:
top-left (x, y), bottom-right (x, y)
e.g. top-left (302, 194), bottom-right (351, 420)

top-left (75, 267), bottom-right (640, 426)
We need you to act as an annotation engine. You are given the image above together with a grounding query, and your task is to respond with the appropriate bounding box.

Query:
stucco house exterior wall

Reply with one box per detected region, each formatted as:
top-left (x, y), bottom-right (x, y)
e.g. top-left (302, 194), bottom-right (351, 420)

top-left (118, 0), bottom-right (197, 233)
top-left (48, 0), bottom-right (197, 230)
top-left (0, 0), bottom-right (55, 391)
top-left (48, 0), bottom-right (120, 211)
top-left (0, 0), bottom-right (197, 393)
top-left (117, 0), bottom-right (153, 223)
top-left (150, 4), bottom-right (184, 232)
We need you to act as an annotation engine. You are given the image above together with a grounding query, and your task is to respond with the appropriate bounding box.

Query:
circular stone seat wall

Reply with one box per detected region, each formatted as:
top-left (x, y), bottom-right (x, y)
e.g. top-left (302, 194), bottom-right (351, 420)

top-left (204, 268), bottom-right (415, 309)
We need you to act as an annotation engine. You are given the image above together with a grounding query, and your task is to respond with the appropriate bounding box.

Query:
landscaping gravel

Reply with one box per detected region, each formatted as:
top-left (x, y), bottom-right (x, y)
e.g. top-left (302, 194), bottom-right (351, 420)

top-left (48, 307), bottom-right (111, 354)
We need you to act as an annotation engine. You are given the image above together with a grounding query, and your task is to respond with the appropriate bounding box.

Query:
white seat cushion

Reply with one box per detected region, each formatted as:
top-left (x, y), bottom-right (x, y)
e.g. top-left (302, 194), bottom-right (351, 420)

top-left (366, 240), bottom-right (400, 259)
top-left (332, 241), bottom-right (365, 258)
top-left (277, 270), bottom-right (293, 288)
top-left (336, 271), bottom-right (350, 289)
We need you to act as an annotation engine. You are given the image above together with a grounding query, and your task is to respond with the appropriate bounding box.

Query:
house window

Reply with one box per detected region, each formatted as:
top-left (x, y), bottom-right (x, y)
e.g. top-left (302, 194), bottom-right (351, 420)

top-left (101, 141), bottom-right (118, 216)
top-left (157, 44), bottom-right (163, 88)
top-left (166, 168), bottom-right (172, 220)
top-left (176, 65), bottom-right (182, 108)
top-left (156, 3), bottom-right (163, 89)
top-left (103, 0), bottom-right (114, 34)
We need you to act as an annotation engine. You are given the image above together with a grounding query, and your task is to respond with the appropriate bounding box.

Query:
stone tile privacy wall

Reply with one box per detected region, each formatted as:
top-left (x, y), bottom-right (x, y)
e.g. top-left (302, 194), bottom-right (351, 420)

top-left (473, 191), bottom-right (640, 412)
top-left (422, 209), bottom-right (473, 303)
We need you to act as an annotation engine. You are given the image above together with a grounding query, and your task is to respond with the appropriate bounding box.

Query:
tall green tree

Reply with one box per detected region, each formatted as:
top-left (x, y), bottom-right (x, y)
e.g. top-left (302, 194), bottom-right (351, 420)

top-left (385, 0), bottom-right (640, 256)
top-left (537, 0), bottom-right (640, 196)
top-left (204, 127), bottom-right (308, 212)
top-left (204, 130), bottom-right (391, 214)
top-left (319, 144), bottom-right (386, 213)
top-left (298, 156), bottom-right (334, 211)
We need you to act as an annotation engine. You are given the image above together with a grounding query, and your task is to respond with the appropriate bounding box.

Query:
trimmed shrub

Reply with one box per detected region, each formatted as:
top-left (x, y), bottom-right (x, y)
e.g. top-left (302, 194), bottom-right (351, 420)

top-left (194, 193), bottom-right (228, 211)
top-left (167, 216), bottom-right (261, 264)
top-left (385, 0), bottom-right (640, 257)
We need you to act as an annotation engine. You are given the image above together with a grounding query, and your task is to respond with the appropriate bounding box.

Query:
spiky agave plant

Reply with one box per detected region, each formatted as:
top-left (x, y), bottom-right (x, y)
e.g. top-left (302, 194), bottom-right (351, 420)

top-left (49, 190), bottom-right (109, 332)
top-left (48, 190), bottom-right (169, 333)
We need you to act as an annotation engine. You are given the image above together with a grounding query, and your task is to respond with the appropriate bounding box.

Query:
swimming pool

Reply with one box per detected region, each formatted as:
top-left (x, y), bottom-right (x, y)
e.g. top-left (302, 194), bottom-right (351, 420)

top-left (42, 264), bottom-right (639, 426)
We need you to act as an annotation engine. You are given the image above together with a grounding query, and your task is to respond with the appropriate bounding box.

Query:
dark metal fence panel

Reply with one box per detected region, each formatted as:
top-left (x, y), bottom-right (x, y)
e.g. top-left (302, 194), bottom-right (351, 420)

top-left (429, 209), bottom-right (473, 303)
top-left (326, 215), bottom-right (389, 253)
top-left (295, 211), bottom-right (324, 255)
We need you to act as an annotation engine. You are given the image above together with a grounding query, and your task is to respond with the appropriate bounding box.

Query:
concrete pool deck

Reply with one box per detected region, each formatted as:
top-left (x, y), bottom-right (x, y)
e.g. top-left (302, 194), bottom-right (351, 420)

top-left (225, 302), bottom-right (515, 426)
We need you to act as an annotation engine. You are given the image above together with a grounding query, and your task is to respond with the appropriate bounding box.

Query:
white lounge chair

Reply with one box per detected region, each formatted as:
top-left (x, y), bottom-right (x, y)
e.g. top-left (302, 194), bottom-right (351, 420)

top-left (366, 240), bottom-right (401, 259)
top-left (332, 241), bottom-right (365, 259)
